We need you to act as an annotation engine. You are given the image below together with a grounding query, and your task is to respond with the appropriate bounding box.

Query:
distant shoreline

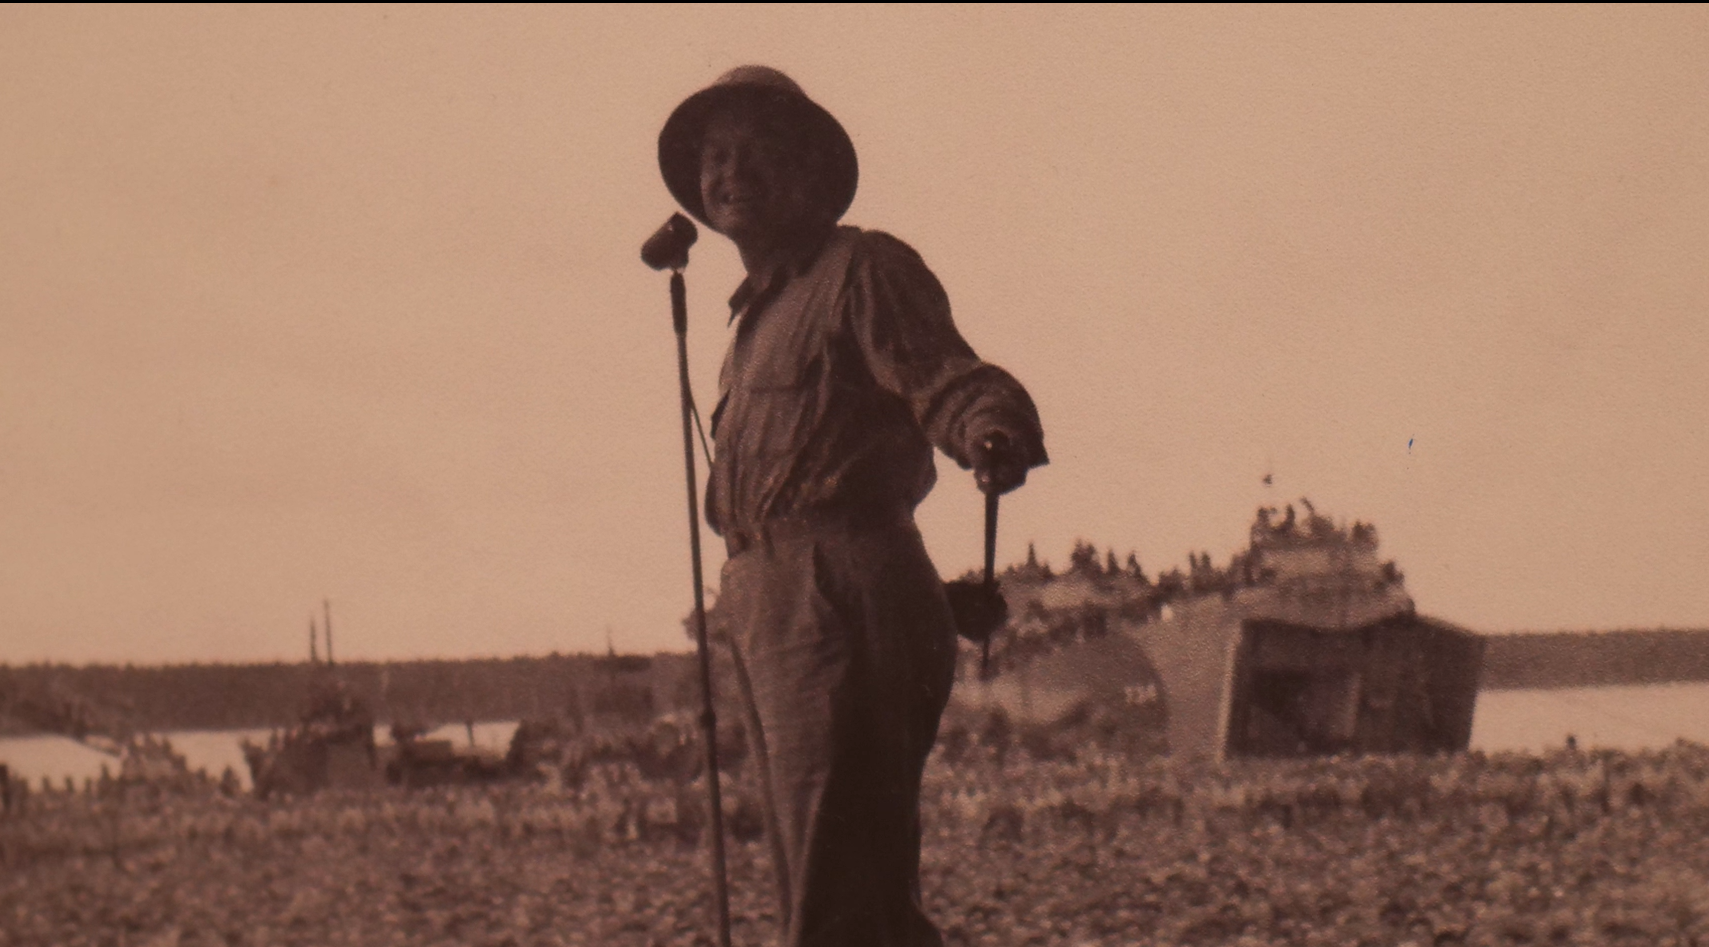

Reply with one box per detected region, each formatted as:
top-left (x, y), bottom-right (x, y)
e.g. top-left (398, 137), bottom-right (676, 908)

top-left (1478, 628), bottom-right (1709, 691)
top-left (6, 629), bottom-right (1709, 736)
top-left (0, 651), bottom-right (697, 736)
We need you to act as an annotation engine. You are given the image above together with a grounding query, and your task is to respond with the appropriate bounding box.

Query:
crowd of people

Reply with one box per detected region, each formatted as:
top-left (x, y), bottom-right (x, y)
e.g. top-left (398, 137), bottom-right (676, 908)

top-left (5, 730), bottom-right (1709, 945)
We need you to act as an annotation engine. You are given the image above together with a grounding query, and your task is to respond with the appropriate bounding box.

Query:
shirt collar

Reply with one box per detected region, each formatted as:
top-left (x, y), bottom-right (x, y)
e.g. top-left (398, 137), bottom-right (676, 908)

top-left (727, 227), bottom-right (838, 325)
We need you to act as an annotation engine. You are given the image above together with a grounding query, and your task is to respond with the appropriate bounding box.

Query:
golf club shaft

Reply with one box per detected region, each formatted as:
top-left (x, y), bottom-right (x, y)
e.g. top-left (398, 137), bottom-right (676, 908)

top-left (980, 490), bottom-right (998, 676)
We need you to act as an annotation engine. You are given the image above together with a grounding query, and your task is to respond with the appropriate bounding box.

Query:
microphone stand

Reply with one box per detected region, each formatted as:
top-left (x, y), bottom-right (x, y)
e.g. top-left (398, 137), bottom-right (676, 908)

top-left (647, 216), bottom-right (732, 947)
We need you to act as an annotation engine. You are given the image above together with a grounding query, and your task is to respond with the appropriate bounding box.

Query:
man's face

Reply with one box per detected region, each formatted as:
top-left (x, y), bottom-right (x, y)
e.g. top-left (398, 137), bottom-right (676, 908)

top-left (699, 108), bottom-right (819, 245)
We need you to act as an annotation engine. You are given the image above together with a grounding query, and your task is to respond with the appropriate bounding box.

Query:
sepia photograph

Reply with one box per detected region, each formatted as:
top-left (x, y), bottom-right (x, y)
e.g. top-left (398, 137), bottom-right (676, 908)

top-left (4, 5), bottom-right (1708, 946)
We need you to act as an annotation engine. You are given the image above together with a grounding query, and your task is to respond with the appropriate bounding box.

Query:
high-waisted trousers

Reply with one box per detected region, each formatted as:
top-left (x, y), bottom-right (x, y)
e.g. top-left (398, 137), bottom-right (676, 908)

top-left (719, 515), bottom-right (958, 947)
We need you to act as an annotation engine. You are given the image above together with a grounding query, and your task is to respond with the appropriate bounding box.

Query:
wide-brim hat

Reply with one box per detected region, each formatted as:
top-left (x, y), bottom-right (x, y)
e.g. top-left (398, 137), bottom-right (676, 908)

top-left (658, 66), bottom-right (858, 227)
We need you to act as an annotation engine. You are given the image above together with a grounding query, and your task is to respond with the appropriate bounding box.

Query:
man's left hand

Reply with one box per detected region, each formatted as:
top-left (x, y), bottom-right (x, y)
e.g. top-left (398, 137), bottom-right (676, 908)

top-left (973, 431), bottom-right (1028, 495)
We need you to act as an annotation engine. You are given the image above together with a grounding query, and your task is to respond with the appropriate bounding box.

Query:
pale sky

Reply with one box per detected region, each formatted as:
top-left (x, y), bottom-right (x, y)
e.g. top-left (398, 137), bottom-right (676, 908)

top-left (4, 5), bottom-right (1707, 664)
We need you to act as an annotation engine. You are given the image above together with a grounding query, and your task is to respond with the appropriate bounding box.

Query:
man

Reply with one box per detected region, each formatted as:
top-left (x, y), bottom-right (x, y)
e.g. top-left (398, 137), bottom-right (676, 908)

top-left (657, 66), bottom-right (1048, 946)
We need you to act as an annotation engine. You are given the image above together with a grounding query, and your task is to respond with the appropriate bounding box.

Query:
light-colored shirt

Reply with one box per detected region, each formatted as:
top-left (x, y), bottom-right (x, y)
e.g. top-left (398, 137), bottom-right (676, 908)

top-left (707, 226), bottom-right (1047, 536)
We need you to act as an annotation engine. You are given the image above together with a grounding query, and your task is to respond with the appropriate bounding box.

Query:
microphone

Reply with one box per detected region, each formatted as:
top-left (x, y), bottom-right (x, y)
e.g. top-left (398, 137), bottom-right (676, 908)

top-left (641, 213), bottom-right (698, 271)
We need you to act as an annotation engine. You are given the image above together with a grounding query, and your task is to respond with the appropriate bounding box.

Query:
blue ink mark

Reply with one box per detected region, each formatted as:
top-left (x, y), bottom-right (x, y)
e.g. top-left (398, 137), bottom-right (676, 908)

top-left (1408, 438), bottom-right (1414, 452)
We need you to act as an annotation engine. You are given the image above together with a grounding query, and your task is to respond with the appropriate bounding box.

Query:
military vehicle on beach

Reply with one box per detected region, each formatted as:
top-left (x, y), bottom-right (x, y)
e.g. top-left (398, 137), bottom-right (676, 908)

top-left (241, 674), bottom-right (381, 798)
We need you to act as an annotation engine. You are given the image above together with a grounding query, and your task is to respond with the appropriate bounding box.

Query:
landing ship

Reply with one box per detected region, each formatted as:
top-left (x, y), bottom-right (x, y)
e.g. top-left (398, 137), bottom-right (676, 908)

top-left (955, 502), bottom-right (1484, 761)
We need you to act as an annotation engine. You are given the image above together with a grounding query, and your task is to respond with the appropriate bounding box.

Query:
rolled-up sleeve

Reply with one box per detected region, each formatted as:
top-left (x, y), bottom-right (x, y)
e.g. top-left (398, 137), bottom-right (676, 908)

top-left (844, 232), bottom-right (1048, 471)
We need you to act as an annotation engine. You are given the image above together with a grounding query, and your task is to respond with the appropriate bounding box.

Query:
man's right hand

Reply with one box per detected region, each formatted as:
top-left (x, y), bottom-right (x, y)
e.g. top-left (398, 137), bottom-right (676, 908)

top-left (972, 431), bottom-right (1028, 496)
top-left (944, 578), bottom-right (1008, 643)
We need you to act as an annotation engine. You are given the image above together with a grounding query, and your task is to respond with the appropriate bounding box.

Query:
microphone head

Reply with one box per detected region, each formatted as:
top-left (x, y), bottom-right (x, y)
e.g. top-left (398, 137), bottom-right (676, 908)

top-left (641, 213), bottom-right (698, 270)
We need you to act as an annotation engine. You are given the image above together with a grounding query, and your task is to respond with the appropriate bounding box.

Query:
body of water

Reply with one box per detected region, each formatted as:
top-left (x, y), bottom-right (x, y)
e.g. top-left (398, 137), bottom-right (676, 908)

top-left (0, 720), bottom-right (520, 792)
top-left (1468, 681), bottom-right (1709, 754)
top-left (2, 687), bottom-right (1704, 790)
